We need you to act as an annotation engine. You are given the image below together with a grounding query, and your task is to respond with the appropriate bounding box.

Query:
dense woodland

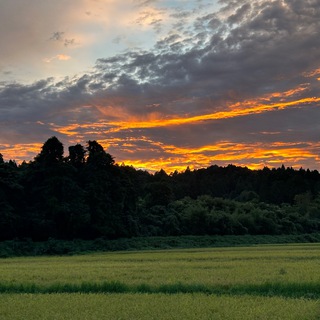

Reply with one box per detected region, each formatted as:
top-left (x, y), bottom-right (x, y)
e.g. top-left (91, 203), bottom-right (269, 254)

top-left (1, 136), bottom-right (320, 241)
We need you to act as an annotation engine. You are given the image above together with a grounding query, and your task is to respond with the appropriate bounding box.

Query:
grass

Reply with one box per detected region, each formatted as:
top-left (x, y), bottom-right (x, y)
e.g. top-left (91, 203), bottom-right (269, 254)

top-left (0, 293), bottom-right (319, 320)
top-left (1, 244), bottom-right (320, 319)
top-left (1, 244), bottom-right (320, 286)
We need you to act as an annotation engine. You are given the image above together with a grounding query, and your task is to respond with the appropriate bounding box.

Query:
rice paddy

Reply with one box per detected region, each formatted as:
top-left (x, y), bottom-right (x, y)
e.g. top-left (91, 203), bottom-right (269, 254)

top-left (0, 244), bottom-right (320, 319)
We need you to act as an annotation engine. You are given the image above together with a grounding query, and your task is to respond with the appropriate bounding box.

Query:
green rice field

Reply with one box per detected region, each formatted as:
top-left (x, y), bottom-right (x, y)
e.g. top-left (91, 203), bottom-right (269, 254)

top-left (0, 244), bottom-right (320, 319)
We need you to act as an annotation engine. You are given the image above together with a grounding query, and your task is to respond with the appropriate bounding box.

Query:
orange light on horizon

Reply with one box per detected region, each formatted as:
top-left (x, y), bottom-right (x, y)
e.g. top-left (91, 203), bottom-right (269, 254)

top-left (116, 141), bottom-right (320, 173)
top-left (2, 139), bottom-right (320, 173)
top-left (0, 143), bottom-right (43, 163)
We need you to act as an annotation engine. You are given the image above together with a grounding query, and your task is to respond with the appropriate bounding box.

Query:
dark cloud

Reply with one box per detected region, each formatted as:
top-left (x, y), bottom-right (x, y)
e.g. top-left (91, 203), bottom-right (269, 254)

top-left (50, 32), bottom-right (65, 41)
top-left (64, 39), bottom-right (76, 47)
top-left (50, 31), bottom-right (76, 47)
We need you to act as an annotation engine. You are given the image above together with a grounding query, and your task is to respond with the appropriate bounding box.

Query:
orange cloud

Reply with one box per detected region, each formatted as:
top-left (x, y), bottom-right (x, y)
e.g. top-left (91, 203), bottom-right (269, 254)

top-left (51, 93), bottom-right (320, 138)
top-left (0, 143), bottom-right (43, 163)
top-left (303, 68), bottom-right (320, 77)
top-left (57, 54), bottom-right (71, 61)
top-left (103, 96), bottom-right (320, 133)
top-left (43, 54), bottom-right (71, 63)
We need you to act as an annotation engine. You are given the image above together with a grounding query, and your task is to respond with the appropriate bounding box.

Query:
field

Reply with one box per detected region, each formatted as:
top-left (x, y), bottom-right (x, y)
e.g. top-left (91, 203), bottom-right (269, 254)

top-left (0, 244), bottom-right (320, 319)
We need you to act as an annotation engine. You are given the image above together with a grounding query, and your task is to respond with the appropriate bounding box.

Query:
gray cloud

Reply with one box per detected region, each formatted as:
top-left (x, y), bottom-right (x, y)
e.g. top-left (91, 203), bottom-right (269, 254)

top-left (50, 32), bottom-right (65, 41)
top-left (50, 31), bottom-right (76, 47)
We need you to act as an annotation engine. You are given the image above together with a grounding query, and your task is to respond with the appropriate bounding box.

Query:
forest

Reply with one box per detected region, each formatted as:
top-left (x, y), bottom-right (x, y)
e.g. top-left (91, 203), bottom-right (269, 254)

top-left (1, 136), bottom-right (320, 241)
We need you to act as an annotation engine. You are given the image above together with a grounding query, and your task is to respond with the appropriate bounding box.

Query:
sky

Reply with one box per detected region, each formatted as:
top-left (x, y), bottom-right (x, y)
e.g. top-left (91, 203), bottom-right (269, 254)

top-left (1, 0), bottom-right (320, 172)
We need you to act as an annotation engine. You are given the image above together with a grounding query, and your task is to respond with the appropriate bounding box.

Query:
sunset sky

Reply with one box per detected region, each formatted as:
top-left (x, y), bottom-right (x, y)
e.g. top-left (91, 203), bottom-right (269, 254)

top-left (1, 0), bottom-right (320, 172)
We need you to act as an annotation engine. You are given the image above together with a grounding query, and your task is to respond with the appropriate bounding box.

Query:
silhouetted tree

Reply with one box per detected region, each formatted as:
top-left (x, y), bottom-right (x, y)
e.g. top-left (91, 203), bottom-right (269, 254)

top-left (87, 140), bottom-right (114, 168)
top-left (68, 144), bottom-right (86, 168)
top-left (35, 136), bottom-right (64, 165)
top-left (0, 158), bottom-right (23, 239)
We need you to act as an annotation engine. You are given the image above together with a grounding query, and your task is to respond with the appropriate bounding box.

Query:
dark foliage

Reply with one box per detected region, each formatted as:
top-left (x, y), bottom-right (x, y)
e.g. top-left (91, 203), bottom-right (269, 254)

top-left (1, 136), bottom-right (320, 241)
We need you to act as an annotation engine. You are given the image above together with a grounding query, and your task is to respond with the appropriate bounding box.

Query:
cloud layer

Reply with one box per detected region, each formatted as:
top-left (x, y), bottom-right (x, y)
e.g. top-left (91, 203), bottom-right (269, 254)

top-left (1, 0), bottom-right (320, 172)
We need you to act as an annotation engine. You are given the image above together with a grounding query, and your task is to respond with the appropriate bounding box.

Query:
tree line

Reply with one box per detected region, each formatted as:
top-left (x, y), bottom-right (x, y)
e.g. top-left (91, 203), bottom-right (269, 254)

top-left (1, 136), bottom-right (320, 241)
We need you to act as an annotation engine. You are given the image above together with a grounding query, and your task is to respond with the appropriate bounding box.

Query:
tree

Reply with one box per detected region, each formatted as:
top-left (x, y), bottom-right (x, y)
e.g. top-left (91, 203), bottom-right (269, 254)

top-left (68, 144), bottom-right (86, 168)
top-left (145, 181), bottom-right (174, 207)
top-left (0, 158), bottom-right (23, 239)
top-left (35, 136), bottom-right (64, 165)
top-left (87, 140), bottom-right (114, 168)
top-left (81, 140), bottom-right (126, 238)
